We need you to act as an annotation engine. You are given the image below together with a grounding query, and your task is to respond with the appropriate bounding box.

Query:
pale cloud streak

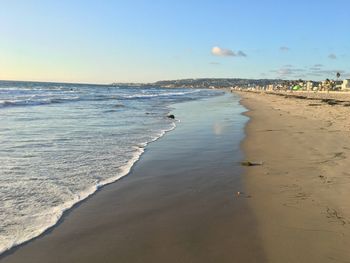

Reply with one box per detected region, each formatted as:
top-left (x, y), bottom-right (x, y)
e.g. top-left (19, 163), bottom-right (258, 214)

top-left (279, 46), bottom-right (290, 52)
top-left (271, 64), bottom-right (348, 79)
top-left (236, 50), bottom-right (247, 57)
top-left (271, 66), bottom-right (306, 77)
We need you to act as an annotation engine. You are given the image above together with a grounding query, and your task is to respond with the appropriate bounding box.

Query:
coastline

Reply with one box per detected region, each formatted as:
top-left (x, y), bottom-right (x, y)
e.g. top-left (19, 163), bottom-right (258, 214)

top-left (0, 122), bottom-right (177, 256)
top-left (238, 91), bottom-right (350, 262)
top-left (1, 93), bottom-right (265, 263)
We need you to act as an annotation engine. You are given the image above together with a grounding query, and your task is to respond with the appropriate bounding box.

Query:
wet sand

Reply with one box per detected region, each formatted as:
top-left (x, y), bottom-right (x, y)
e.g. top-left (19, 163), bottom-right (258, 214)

top-left (238, 91), bottom-right (350, 263)
top-left (1, 94), bottom-right (265, 263)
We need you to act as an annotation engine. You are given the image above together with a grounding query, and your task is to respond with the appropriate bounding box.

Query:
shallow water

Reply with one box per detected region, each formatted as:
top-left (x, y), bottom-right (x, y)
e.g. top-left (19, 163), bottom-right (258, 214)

top-left (0, 81), bottom-right (223, 254)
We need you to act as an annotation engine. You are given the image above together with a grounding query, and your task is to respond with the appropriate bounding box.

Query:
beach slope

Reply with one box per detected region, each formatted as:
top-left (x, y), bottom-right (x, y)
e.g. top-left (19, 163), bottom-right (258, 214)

top-left (239, 91), bottom-right (350, 263)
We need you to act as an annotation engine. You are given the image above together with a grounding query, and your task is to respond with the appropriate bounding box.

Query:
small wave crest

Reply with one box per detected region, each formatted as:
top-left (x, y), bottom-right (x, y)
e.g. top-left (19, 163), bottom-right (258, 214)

top-left (0, 97), bottom-right (81, 108)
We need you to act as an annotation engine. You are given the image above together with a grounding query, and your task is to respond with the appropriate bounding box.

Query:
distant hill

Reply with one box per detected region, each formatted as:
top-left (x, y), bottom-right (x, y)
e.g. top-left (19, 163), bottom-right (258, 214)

top-left (152, 78), bottom-right (283, 88)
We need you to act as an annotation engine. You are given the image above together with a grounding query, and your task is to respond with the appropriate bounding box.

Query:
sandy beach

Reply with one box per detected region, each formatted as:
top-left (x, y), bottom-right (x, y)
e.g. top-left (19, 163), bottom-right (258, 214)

top-left (1, 94), bottom-right (265, 263)
top-left (3, 90), bottom-right (350, 263)
top-left (238, 90), bottom-right (350, 262)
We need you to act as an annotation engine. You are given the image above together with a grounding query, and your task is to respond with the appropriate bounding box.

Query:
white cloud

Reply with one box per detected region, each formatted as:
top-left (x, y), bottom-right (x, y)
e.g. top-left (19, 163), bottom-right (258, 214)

top-left (211, 46), bottom-right (247, 57)
top-left (211, 46), bottom-right (234, 56)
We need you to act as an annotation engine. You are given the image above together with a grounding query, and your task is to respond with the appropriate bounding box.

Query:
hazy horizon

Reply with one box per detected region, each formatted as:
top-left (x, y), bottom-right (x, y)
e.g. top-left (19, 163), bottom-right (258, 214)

top-left (0, 76), bottom-right (327, 86)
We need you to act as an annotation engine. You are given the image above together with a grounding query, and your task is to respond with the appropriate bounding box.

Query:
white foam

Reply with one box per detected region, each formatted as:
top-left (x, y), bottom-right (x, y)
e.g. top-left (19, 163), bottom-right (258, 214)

top-left (0, 84), bottom-right (218, 256)
top-left (0, 121), bottom-right (177, 255)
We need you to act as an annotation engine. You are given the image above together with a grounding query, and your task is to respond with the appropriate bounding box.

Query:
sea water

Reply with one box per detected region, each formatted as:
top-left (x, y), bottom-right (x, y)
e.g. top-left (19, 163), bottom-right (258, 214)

top-left (0, 81), bottom-right (223, 254)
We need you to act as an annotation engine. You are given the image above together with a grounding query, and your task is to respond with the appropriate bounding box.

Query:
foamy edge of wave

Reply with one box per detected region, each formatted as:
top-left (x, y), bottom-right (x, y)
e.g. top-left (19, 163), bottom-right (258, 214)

top-left (0, 121), bottom-right (177, 256)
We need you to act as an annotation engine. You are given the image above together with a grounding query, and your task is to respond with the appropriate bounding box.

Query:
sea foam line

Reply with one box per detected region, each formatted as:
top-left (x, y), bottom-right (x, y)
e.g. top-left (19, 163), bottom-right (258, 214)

top-left (0, 121), bottom-right (177, 256)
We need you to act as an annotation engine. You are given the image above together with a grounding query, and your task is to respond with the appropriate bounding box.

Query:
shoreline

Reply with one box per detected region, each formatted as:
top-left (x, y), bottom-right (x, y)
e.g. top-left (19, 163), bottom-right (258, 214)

top-left (0, 115), bottom-right (177, 257)
top-left (237, 90), bottom-right (350, 262)
top-left (1, 93), bottom-right (265, 263)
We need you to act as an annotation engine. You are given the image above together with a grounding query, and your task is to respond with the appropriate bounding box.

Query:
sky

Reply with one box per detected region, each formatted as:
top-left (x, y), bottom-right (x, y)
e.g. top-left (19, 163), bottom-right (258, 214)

top-left (0, 0), bottom-right (349, 84)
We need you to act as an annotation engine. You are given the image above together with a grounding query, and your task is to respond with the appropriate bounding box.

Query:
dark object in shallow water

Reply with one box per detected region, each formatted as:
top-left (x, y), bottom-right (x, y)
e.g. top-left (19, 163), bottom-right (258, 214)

top-left (235, 191), bottom-right (252, 198)
top-left (240, 161), bottom-right (263, 166)
top-left (167, 114), bottom-right (175, 119)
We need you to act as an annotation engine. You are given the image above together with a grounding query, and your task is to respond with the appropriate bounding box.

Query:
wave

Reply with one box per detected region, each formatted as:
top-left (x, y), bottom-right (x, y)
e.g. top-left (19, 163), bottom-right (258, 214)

top-left (0, 121), bottom-right (177, 255)
top-left (123, 90), bottom-right (201, 99)
top-left (0, 89), bottom-right (201, 109)
top-left (0, 95), bottom-right (124, 108)
top-left (0, 97), bottom-right (81, 108)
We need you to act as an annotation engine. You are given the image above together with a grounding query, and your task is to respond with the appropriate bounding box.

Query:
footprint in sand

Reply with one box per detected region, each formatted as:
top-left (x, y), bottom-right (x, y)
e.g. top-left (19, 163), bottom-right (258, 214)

top-left (318, 175), bottom-right (333, 184)
top-left (295, 192), bottom-right (310, 200)
top-left (326, 207), bottom-right (349, 225)
top-left (283, 192), bottom-right (310, 208)
top-left (316, 152), bottom-right (346, 165)
top-left (279, 184), bottom-right (301, 194)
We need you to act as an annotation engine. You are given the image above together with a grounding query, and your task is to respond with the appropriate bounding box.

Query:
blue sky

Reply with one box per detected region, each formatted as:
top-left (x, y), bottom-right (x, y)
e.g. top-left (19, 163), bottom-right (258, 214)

top-left (0, 0), bottom-right (349, 83)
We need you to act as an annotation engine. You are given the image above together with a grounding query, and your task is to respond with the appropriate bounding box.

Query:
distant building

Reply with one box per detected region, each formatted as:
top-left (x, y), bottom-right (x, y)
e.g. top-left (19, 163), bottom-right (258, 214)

top-left (306, 81), bottom-right (313, 91)
top-left (267, 84), bottom-right (274, 91)
top-left (341, 79), bottom-right (350, 90)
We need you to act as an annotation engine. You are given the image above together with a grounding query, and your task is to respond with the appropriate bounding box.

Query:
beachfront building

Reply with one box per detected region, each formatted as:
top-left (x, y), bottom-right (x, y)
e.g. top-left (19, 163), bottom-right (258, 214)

top-left (267, 84), bottom-right (274, 91)
top-left (341, 79), bottom-right (350, 90)
top-left (320, 79), bottom-right (335, 91)
top-left (306, 81), bottom-right (313, 91)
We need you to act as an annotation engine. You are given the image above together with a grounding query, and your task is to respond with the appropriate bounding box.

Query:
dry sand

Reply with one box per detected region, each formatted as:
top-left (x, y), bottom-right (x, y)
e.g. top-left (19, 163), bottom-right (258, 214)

top-left (238, 91), bottom-right (350, 263)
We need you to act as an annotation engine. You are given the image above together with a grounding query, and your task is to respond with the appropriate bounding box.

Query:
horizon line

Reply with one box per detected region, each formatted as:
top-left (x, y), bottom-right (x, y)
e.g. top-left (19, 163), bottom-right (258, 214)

top-left (0, 77), bottom-right (336, 86)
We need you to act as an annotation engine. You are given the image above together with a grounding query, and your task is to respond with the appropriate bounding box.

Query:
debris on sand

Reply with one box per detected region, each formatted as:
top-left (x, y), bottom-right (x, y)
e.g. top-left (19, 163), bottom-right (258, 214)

top-left (240, 161), bottom-right (263, 166)
top-left (235, 191), bottom-right (252, 198)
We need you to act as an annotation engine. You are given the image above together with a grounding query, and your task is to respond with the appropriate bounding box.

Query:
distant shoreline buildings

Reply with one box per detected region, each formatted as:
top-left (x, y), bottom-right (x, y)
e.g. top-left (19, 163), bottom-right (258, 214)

top-left (232, 79), bottom-right (350, 92)
top-left (111, 78), bottom-right (350, 92)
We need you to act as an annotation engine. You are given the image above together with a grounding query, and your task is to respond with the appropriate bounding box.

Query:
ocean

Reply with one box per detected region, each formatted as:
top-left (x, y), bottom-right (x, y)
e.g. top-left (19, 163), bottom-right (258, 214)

top-left (0, 81), bottom-right (224, 254)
